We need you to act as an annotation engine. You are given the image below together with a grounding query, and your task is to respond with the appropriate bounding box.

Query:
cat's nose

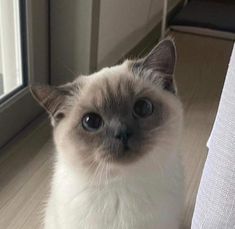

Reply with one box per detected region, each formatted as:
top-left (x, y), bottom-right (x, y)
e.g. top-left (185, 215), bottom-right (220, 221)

top-left (114, 127), bottom-right (132, 146)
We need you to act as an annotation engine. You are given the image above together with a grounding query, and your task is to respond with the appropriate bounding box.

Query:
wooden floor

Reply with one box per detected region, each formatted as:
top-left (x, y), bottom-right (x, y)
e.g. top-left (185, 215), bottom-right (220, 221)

top-left (0, 32), bottom-right (233, 229)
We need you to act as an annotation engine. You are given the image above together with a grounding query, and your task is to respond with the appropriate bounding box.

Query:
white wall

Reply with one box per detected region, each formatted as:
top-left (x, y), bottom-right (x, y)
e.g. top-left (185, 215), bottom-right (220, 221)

top-left (98, 0), bottom-right (181, 68)
top-left (50, 0), bottom-right (181, 83)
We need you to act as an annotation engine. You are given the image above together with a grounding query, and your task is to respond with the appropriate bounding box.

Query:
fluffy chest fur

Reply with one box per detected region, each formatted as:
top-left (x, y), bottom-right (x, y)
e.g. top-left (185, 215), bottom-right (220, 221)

top-left (44, 150), bottom-right (183, 229)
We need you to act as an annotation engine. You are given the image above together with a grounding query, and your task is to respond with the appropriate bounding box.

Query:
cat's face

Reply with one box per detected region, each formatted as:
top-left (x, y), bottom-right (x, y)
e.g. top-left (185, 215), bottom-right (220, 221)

top-left (31, 39), bottom-right (182, 169)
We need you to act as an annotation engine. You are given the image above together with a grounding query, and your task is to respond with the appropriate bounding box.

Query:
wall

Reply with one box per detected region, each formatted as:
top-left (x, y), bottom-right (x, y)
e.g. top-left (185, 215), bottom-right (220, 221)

top-left (50, 0), bottom-right (94, 85)
top-left (50, 0), bottom-right (181, 84)
top-left (98, 0), bottom-right (181, 68)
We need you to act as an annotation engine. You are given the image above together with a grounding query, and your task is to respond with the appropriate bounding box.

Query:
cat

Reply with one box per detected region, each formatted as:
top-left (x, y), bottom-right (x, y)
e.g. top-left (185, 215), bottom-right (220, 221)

top-left (31, 38), bottom-right (183, 229)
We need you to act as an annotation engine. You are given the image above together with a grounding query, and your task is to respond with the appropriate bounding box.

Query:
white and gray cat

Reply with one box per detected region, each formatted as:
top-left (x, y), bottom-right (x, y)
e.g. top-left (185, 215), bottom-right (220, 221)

top-left (31, 39), bottom-right (184, 229)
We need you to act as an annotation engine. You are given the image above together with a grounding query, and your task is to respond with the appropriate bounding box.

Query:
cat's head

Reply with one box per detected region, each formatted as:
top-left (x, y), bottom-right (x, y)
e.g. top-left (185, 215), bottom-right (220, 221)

top-left (31, 39), bottom-right (182, 171)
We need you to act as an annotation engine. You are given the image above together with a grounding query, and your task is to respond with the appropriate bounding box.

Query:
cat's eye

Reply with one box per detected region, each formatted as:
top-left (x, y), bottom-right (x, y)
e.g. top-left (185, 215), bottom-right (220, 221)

top-left (82, 113), bottom-right (103, 131)
top-left (133, 99), bottom-right (153, 118)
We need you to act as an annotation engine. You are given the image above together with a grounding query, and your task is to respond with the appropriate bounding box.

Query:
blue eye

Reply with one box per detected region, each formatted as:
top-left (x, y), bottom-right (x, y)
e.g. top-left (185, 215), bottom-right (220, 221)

top-left (133, 99), bottom-right (153, 118)
top-left (82, 113), bottom-right (103, 131)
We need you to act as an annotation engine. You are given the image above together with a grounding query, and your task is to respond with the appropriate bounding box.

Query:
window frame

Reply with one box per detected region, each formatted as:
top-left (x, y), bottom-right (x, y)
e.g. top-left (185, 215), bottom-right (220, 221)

top-left (0, 0), bottom-right (28, 104)
top-left (0, 0), bottom-right (49, 148)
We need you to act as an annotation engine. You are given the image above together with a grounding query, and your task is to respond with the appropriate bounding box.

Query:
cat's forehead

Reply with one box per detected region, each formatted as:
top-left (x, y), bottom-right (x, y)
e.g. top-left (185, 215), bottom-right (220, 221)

top-left (81, 74), bottom-right (136, 112)
top-left (77, 64), bottom-right (154, 112)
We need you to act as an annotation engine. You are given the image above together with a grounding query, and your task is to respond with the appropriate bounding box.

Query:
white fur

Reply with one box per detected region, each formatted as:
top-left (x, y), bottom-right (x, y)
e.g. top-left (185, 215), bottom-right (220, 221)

top-left (45, 145), bottom-right (183, 229)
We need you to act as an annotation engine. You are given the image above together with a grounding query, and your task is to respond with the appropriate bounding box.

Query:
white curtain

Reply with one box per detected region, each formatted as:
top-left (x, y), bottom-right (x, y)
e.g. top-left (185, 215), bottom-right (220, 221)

top-left (192, 44), bottom-right (235, 228)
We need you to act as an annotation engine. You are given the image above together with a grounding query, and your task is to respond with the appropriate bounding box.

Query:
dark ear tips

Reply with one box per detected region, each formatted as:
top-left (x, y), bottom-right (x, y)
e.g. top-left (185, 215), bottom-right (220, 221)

top-left (29, 85), bottom-right (39, 101)
top-left (144, 38), bottom-right (177, 75)
top-left (158, 38), bottom-right (176, 74)
top-left (30, 83), bottom-right (77, 125)
top-left (30, 85), bottom-right (52, 105)
top-left (157, 37), bottom-right (176, 52)
top-left (132, 38), bottom-right (177, 94)
top-left (30, 85), bottom-right (58, 113)
top-left (30, 84), bottom-right (60, 115)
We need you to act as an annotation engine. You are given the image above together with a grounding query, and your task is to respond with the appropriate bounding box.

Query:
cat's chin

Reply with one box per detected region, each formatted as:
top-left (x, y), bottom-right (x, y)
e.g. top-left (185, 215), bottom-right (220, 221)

top-left (93, 148), bottom-right (148, 168)
top-left (99, 148), bottom-right (130, 162)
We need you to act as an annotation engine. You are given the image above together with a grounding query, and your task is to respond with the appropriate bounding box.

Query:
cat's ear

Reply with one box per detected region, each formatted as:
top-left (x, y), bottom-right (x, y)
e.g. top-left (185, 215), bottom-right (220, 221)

top-left (132, 38), bottom-right (177, 94)
top-left (30, 83), bottom-right (77, 125)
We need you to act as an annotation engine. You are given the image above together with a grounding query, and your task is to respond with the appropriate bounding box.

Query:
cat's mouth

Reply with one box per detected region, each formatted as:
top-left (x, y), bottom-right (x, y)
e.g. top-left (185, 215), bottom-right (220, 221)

top-left (109, 141), bottom-right (130, 156)
top-left (98, 137), bottom-right (145, 164)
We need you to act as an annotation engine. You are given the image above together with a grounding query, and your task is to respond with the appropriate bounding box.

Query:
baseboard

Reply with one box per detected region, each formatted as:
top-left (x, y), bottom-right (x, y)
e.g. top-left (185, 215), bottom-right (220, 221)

top-left (171, 25), bottom-right (235, 41)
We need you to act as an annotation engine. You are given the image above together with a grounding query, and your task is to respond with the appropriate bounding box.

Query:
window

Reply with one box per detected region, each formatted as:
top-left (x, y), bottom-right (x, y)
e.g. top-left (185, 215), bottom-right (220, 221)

top-left (0, 0), bottom-right (49, 148)
top-left (0, 0), bottom-right (25, 101)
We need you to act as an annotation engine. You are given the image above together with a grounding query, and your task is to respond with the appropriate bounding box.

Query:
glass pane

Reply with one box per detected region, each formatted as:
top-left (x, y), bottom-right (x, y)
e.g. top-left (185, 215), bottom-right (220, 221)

top-left (0, 0), bottom-right (24, 100)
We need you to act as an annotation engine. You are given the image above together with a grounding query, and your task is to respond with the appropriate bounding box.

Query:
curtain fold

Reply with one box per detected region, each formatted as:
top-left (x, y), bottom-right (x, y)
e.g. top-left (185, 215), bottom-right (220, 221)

top-left (192, 43), bottom-right (235, 228)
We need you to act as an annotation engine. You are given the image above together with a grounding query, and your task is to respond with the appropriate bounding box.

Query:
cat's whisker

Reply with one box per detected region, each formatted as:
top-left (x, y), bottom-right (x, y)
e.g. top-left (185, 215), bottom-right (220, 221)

top-left (61, 61), bottom-right (79, 78)
top-left (151, 116), bottom-right (180, 132)
top-left (104, 162), bottom-right (108, 186)
top-left (98, 160), bottom-right (106, 187)
top-left (83, 147), bottom-right (105, 186)
top-left (87, 151), bottom-right (106, 188)
top-left (69, 158), bottom-right (104, 202)
top-left (151, 156), bottom-right (164, 178)
top-left (89, 160), bottom-right (102, 187)
top-left (87, 163), bottom-right (99, 186)
top-left (105, 162), bottom-right (111, 185)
